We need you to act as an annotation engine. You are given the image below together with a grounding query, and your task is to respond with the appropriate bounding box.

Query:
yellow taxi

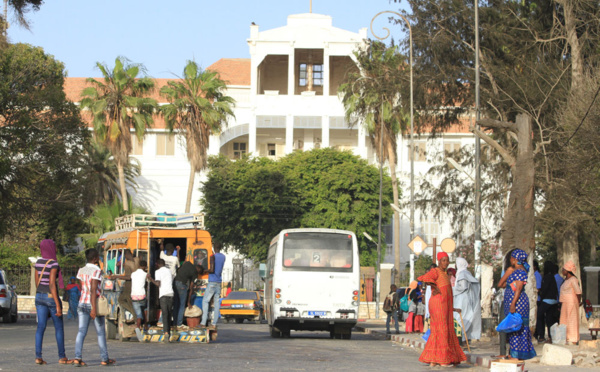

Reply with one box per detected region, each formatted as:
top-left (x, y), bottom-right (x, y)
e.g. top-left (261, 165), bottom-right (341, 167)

top-left (220, 291), bottom-right (263, 324)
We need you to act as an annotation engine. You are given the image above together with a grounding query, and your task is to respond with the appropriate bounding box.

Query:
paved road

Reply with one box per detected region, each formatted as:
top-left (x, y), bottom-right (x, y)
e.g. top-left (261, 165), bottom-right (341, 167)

top-left (0, 318), bottom-right (566, 371)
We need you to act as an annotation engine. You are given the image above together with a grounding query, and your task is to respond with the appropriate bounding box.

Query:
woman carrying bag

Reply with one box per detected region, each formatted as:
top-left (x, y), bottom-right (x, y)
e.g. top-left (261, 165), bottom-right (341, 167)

top-left (33, 239), bottom-right (73, 365)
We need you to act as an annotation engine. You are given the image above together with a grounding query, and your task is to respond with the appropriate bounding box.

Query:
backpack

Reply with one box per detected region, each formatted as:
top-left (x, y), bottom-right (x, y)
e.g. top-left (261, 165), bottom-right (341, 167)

top-left (399, 293), bottom-right (410, 312)
top-left (383, 292), bottom-right (395, 313)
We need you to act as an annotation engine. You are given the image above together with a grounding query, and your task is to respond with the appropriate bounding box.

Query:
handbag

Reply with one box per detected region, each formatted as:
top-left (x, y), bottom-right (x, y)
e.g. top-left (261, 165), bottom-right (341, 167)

top-left (496, 312), bottom-right (523, 333)
top-left (96, 295), bottom-right (110, 316)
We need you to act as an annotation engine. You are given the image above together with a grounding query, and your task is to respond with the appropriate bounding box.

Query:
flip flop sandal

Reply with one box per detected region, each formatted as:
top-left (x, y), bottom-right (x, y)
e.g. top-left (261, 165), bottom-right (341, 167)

top-left (35, 358), bottom-right (47, 365)
top-left (72, 359), bottom-right (87, 367)
top-left (101, 359), bottom-right (116, 366)
top-left (59, 358), bottom-right (74, 365)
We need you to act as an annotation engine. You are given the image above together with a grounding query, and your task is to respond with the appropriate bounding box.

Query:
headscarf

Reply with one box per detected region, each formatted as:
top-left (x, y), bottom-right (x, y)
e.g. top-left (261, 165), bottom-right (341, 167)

top-left (40, 239), bottom-right (64, 289)
top-left (407, 280), bottom-right (418, 296)
top-left (447, 268), bottom-right (457, 277)
top-left (511, 248), bottom-right (530, 272)
top-left (437, 252), bottom-right (448, 261)
top-left (563, 261), bottom-right (576, 274)
top-left (455, 257), bottom-right (468, 276)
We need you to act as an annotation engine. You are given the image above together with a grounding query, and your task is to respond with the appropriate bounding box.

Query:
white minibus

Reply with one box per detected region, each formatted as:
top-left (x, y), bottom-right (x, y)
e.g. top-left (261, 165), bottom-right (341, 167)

top-left (264, 228), bottom-right (360, 339)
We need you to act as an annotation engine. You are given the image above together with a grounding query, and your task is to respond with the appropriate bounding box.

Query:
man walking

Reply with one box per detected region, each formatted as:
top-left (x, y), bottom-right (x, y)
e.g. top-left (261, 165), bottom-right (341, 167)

top-left (201, 242), bottom-right (226, 328)
top-left (384, 284), bottom-right (400, 335)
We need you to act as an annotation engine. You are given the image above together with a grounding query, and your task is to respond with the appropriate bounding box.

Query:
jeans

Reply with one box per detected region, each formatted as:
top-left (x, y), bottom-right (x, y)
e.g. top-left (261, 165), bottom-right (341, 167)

top-left (35, 292), bottom-right (66, 359)
top-left (386, 309), bottom-right (399, 333)
top-left (201, 282), bottom-right (222, 326)
top-left (159, 295), bottom-right (174, 334)
top-left (75, 304), bottom-right (109, 362)
top-left (173, 281), bottom-right (189, 327)
top-left (132, 300), bottom-right (147, 321)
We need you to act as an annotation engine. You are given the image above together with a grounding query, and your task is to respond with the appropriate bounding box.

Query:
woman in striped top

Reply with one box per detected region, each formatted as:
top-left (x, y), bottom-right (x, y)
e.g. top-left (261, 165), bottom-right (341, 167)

top-left (34, 239), bottom-right (73, 365)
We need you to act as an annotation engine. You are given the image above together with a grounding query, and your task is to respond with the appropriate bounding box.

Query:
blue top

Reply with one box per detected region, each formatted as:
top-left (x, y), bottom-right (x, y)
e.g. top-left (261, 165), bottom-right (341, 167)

top-left (535, 270), bottom-right (542, 301)
top-left (209, 252), bottom-right (226, 283)
top-left (554, 273), bottom-right (564, 300)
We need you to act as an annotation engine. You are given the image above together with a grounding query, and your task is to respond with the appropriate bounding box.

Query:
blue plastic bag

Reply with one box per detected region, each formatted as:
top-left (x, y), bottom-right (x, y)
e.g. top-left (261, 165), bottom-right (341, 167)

top-left (496, 312), bottom-right (523, 333)
top-left (422, 329), bottom-right (430, 342)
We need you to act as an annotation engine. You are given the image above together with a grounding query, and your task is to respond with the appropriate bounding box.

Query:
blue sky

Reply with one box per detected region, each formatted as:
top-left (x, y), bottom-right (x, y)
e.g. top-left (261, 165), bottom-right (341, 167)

top-left (7, 0), bottom-right (409, 78)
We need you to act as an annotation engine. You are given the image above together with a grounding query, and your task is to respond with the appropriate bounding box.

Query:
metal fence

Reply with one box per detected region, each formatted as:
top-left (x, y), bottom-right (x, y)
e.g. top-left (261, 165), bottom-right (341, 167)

top-left (222, 267), bottom-right (263, 291)
top-left (4, 266), bottom-right (81, 295)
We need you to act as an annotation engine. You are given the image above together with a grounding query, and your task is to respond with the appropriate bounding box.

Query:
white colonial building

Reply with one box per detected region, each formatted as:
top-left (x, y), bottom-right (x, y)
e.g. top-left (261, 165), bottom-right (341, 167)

top-left (66, 12), bottom-right (480, 267)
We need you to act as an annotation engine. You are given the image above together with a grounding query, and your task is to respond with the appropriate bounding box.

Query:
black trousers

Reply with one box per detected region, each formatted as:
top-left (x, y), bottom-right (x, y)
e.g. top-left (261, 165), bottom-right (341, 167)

top-left (534, 300), bottom-right (544, 339)
top-left (159, 295), bottom-right (174, 334)
top-left (539, 301), bottom-right (559, 340)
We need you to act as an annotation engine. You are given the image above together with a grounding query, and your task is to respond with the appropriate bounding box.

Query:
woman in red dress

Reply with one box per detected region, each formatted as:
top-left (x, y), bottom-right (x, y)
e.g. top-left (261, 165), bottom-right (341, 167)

top-left (418, 252), bottom-right (466, 367)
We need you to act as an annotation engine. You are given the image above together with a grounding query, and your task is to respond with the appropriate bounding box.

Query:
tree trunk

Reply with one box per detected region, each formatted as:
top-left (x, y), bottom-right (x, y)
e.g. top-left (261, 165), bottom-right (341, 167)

top-left (562, 229), bottom-right (580, 280)
top-left (591, 233), bottom-right (597, 264)
top-left (185, 169), bottom-right (196, 214)
top-left (117, 162), bottom-right (128, 212)
top-left (386, 140), bottom-right (401, 285)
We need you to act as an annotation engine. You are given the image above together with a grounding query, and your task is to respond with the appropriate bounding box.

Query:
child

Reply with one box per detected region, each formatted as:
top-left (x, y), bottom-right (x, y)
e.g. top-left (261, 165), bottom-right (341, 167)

top-left (65, 277), bottom-right (81, 320)
top-left (73, 249), bottom-right (115, 367)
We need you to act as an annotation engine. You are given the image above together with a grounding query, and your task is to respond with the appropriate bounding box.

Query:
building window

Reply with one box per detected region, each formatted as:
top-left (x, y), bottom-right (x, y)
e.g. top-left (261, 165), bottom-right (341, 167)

top-left (444, 142), bottom-right (461, 157)
top-left (409, 142), bottom-right (427, 162)
top-left (268, 143), bottom-right (276, 156)
top-left (156, 133), bottom-right (175, 156)
top-left (421, 215), bottom-right (440, 245)
top-left (299, 63), bottom-right (324, 87)
top-left (233, 142), bottom-right (247, 159)
top-left (132, 135), bottom-right (143, 155)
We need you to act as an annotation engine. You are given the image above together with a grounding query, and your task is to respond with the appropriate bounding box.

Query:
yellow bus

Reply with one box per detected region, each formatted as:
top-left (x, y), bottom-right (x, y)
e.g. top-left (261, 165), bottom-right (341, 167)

top-left (97, 213), bottom-right (217, 343)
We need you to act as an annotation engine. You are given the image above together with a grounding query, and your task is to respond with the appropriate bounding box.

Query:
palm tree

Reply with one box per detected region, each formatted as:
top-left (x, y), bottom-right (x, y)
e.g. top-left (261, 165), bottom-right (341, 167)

top-left (160, 61), bottom-right (235, 213)
top-left (80, 138), bottom-right (141, 212)
top-left (80, 57), bottom-right (158, 212)
top-left (339, 41), bottom-right (409, 281)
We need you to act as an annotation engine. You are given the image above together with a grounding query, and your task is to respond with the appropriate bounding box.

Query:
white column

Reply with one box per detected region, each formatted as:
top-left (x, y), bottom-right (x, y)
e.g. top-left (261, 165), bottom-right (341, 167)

top-left (322, 115), bottom-right (330, 148)
top-left (285, 114), bottom-right (294, 154)
top-left (288, 42), bottom-right (295, 96)
top-left (208, 134), bottom-right (221, 156)
top-left (323, 43), bottom-right (330, 97)
top-left (249, 110), bottom-right (257, 155)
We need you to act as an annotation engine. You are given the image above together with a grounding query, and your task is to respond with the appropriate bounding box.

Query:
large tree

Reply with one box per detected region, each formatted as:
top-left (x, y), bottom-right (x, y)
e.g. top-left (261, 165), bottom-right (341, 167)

top-left (160, 61), bottom-right (235, 213)
top-left (339, 40), bottom-right (407, 281)
top-left (80, 57), bottom-right (158, 212)
top-left (0, 43), bottom-right (88, 244)
top-left (201, 148), bottom-right (394, 264)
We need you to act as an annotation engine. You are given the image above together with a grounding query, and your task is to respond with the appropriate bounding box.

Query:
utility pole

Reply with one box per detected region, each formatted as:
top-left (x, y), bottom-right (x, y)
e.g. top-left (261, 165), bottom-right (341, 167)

top-left (474, 0), bottom-right (482, 281)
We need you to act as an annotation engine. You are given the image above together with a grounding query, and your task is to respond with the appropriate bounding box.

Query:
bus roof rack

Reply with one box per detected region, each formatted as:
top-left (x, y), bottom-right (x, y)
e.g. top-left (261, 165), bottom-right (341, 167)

top-left (114, 213), bottom-right (205, 231)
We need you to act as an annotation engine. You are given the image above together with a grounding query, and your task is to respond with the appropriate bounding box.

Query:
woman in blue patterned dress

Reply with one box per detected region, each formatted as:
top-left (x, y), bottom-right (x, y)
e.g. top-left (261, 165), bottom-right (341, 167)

top-left (503, 249), bottom-right (536, 360)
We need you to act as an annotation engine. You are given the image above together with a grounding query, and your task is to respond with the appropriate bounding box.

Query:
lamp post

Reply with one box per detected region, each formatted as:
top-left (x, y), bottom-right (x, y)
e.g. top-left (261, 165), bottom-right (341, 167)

top-left (474, 0), bottom-right (482, 282)
top-left (370, 10), bottom-right (414, 314)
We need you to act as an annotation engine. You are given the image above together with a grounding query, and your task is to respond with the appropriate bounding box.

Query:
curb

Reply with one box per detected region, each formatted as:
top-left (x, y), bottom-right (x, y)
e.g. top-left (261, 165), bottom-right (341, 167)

top-left (358, 326), bottom-right (493, 368)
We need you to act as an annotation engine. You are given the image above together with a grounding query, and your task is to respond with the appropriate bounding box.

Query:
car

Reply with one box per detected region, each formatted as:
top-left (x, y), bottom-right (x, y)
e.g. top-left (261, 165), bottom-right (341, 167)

top-left (0, 269), bottom-right (18, 323)
top-left (220, 291), bottom-right (263, 324)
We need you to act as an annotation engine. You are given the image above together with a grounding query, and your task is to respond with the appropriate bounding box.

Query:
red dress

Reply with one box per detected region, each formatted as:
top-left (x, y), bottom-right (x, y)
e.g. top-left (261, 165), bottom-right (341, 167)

top-left (418, 268), bottom-right (466, 365)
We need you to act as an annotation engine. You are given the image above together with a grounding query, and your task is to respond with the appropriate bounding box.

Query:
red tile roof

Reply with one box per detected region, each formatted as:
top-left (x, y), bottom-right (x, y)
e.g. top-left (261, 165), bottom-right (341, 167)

top-left (207, 58), bottom-right (251, 86)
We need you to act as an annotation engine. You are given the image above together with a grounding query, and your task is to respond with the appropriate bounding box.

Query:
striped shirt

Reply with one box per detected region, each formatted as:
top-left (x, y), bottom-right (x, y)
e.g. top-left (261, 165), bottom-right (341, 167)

top-left (35, 258), bottom-right (60, 294)
top-left (77, 263), bottom-right (103, 305)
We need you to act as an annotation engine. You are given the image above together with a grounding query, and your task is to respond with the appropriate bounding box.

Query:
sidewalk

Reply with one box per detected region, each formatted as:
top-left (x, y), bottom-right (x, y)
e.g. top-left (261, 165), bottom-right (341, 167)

top-left (355, 319), bottom-right (598, 368)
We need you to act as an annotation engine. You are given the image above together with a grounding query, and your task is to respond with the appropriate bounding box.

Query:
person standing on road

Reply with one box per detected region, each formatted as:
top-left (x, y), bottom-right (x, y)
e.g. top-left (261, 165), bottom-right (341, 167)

top-left (533, 260), bottom-right (544, 341)
top-left (74, 248), bottom-right (115, 367)
top-left (201, 242), bottom-right (226, 328)
top-left (173, 261), bottom-right (203, 330)
top-left (131, 260), bottom-right (149, 340)
top-left (538, 261), bottom-right (559, 343)
top-left (34, 239), bottom-right (73, 365)
top-left (559, 261), bottom-right (582, 345)
top-left (65, 277), bottom-right (81, 320)
top-left (384, 284), bottom-right (399, 335)
top-left (452, 257), bottom-right (481, 342)
top-left (417, 252), bottom-right (466, 367)
top-left (503, 249), bottom-right (536, 361)
top-left (405, 281), bottom-right (418, 333)
top-left (107, 250), bottom-right (137, 324)
top-left (147, 259), bottom-right (174, 342)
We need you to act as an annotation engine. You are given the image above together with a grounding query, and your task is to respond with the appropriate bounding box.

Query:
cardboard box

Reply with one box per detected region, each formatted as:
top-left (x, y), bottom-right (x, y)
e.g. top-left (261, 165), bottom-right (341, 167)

top-left (490, 359), bottom-right (525, 372)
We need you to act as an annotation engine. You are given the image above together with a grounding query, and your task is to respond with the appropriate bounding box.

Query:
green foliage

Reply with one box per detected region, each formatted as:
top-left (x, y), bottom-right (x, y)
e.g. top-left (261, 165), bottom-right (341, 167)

top-left (201, 148), bottom-right (395, 265)
top-left (0, 43), bottom-right (88, 244)
top-left (0, 241), bottom-right (39, 268)
top-left (413, 254), bottom-right (433, 279)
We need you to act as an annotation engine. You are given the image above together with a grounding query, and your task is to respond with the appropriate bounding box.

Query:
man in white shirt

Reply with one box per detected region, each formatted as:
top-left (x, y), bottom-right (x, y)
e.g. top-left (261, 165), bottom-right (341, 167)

top-left (160, 243), bottom-right (180, 277)
top-left (130, 260), bottom-right (148, 340)
top-left (147, 259), bottom-right (174, 342)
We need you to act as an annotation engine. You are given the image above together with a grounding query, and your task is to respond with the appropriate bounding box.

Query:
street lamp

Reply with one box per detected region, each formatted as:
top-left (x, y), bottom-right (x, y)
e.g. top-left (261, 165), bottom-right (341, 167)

top-left (370, 9), bottom-right (414, 318)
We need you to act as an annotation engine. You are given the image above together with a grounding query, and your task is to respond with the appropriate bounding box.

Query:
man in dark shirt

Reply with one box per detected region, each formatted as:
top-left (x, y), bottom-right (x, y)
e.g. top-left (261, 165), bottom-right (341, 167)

top-left (173, 261), bottom-right (203, 329)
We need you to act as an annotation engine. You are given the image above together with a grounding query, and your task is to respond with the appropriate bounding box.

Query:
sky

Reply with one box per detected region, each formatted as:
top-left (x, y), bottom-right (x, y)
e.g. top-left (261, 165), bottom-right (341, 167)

top-left (7, 0), bottom-right (409, 79)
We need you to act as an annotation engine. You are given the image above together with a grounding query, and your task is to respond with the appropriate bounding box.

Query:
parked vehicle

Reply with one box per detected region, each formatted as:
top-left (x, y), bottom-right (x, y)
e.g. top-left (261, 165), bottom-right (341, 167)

top-left (220, 291), bottom-right (263, 324)
top-left (0, 269), bottom-right (18, 323)
top-left (264, 228), bottom-right (360, 339)
top-left (97, 213), bottom-right (216, 343)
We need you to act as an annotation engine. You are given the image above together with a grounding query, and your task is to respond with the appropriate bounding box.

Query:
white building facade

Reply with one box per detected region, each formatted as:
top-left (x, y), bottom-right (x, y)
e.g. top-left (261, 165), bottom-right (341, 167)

top-left (66, 13), bottom-right (480, 267)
